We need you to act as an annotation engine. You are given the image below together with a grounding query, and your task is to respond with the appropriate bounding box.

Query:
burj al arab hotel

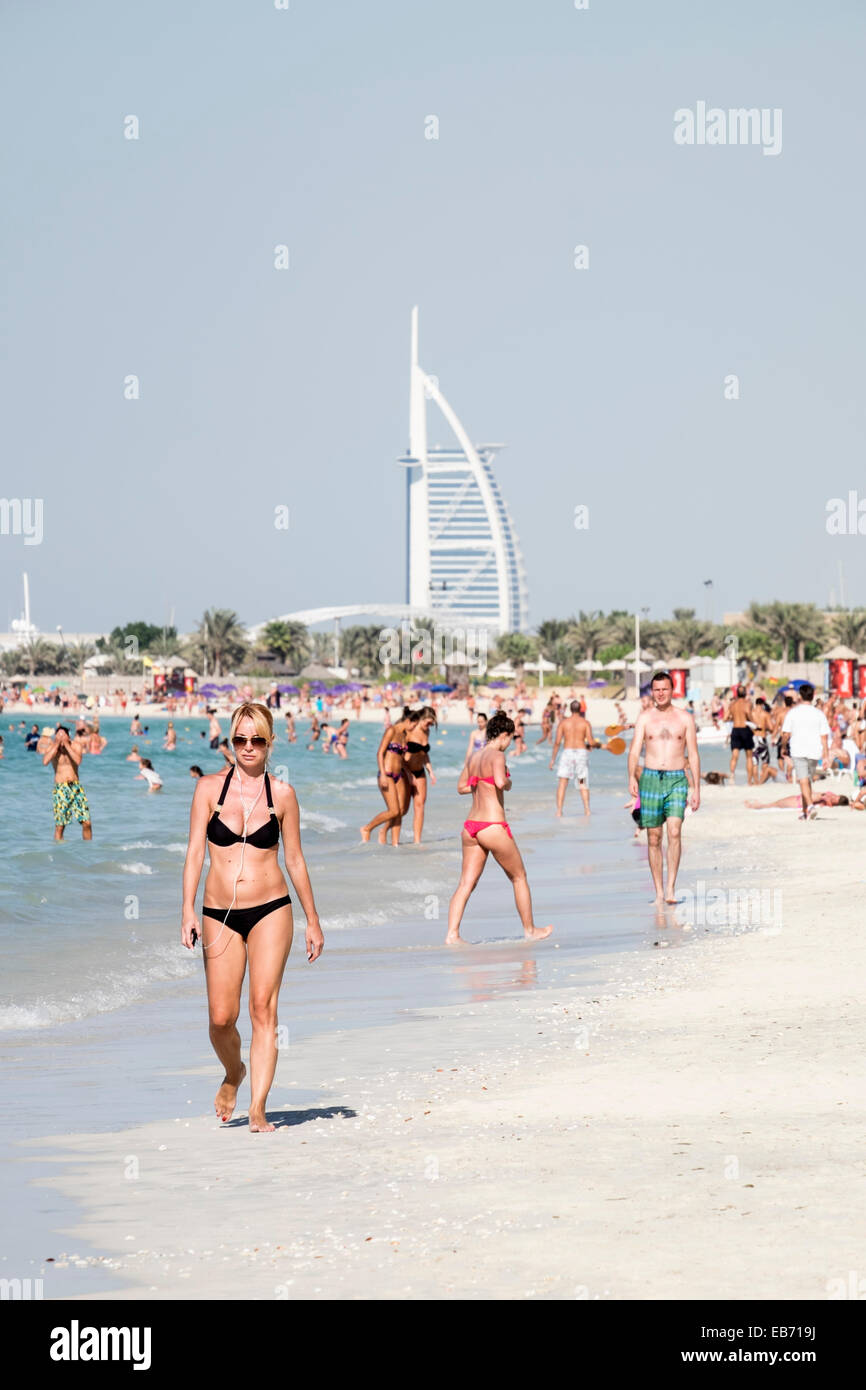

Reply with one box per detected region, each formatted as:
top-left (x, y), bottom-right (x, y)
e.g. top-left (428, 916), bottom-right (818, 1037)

top-left (397, 309), bottom-right (529, 636)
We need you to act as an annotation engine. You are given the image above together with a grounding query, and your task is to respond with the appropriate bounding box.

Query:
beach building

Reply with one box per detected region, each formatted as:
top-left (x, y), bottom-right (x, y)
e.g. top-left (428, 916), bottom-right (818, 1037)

top-left (397, 308), bottom-right (529, 636)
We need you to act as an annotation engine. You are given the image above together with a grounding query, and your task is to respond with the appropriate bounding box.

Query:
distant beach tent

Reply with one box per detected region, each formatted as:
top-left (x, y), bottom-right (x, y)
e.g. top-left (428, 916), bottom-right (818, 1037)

top-left (819, 645), bottom-right (859, 661)
top-left (300, 662), bottom-right (343, 682)
top-left (83, 653), bottom-right (110, 669)
top-left (602, 659), bottom-right (627, 671)
top-left (575, 659), bottom-right (602, 672)
top-left (488, 662), bottom-right (517, 679)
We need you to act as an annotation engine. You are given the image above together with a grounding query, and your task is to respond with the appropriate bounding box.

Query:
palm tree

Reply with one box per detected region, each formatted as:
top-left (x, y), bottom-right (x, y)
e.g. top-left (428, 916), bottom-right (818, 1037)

top-left (535, 619), bottom-right (572, 673)
top-left (747, 602), bottom-right (825, 664)
top-left (832, 609), bottom-right (866, 653)
top-left (341, 625), bottom-right (385, 676)
top-left (565, 610), bottom-right (610, 662)
top-left (191, 609), bottom-right (248, 678)
top-left (260, 620), bottom-right (310, 670)
top-left (496, 632), bottom-right (536, 671)
top-left (602, 610), bottom-right (635, 647)
top-left (736, 628), bottom-right (776, 676)
top-left (20, 637), bottom-right (62, 677)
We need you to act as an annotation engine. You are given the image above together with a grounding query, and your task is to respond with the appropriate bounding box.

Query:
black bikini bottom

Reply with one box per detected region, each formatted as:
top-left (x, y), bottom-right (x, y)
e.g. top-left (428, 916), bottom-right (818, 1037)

top-left (202, 894), bottom-right (292, 940)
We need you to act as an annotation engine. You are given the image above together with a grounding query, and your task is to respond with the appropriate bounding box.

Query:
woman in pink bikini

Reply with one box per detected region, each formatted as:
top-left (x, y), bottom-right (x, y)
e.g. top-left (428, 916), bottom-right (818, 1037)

top-left (445, 712), bottom-right (553, 946)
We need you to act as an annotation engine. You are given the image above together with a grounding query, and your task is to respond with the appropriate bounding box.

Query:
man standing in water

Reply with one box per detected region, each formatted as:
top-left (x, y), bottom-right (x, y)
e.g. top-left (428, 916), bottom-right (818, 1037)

top-left (42, 725), bottom-right (93, 841)
top-left (628, 671), bottom-right (699, 905)
top-left (549, 699), bottom-right (595, 815)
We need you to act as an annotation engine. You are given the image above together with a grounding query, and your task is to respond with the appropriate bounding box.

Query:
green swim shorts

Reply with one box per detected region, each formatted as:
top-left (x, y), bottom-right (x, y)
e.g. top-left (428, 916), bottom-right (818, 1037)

top-left (53, 781), bottom-right (91, 826)
top-left (638, 768), bottom-right (688, 828)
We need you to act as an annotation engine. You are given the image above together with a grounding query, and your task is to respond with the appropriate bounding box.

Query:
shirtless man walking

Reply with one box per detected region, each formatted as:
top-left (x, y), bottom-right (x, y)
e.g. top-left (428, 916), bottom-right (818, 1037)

top-left (42, 725), bottom-right (93, 841)
top-left (207, 710), bottom-right (222, 749)
top-left (628, 671), bottom-right (699, 904)
top-left (550, 699), bottom-right (595, 815)
top-left (728, 684), bottom-right (755, 784)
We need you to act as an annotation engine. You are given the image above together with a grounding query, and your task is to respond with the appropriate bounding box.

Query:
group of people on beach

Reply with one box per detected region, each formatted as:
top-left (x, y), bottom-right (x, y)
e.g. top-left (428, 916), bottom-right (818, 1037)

top-left (176, 675), bottom-right (704, 1128)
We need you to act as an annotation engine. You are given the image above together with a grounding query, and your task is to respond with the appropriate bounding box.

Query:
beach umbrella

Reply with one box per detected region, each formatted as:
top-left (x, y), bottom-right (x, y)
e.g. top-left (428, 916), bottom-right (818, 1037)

top-left (487, 680), bottom-right (508, 688)
top-left (278, 684), bottom-right (299, 694)
top-left (588, 679), bottom-right (607, 688)
top-left (623, 648), bottom-right (655, 661)
top-left (430, 683), bottom-right (453, 692)
top-left (524, 656), bottom-right (557, 690)
top-left (575, 659), bottom-right (602, 671)
top-left (603, 659), bottom-right (627, 670)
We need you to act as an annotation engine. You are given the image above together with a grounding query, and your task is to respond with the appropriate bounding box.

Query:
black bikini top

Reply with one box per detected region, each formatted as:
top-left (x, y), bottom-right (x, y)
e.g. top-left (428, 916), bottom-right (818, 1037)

top-left (406, 740), bottom-right (427, 754)
top-left (207, 767), bottom-right (279, 849)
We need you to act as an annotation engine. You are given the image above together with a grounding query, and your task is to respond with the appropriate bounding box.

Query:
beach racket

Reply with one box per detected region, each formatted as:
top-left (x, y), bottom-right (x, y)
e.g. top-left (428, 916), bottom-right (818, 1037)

top-left (602, 737), bottom-right (626, 755)
top-left (605, 724), bottom-right (625, 737)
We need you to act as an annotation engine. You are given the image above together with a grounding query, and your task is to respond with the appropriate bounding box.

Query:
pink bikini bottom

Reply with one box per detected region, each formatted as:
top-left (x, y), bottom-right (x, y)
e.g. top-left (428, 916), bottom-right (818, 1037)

top-left (463, 819), bottom-right (512, 840)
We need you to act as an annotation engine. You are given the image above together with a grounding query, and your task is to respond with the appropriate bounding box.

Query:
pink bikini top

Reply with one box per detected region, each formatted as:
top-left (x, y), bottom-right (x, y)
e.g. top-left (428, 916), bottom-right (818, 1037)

top-left (469, 767), bottom-right (510, 787)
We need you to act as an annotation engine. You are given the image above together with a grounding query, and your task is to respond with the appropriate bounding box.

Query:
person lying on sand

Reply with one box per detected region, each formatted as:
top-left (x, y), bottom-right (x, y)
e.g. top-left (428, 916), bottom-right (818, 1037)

top-left (745, 791), bottom-right (848, 817)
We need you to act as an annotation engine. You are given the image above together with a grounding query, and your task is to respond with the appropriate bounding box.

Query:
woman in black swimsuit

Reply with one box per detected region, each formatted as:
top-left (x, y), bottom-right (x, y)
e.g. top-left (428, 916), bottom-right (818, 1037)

top-left (360, 707), bottom-right (420, 845)
top-left (405, 706), bottom-right (437, 843)
top-left (181, 702), bottom-right (323, 1132)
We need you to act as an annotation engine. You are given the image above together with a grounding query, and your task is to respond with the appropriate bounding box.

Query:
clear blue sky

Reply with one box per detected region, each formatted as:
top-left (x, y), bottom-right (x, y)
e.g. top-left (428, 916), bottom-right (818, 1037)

top-left (2, 0), bottom-right (864, 635)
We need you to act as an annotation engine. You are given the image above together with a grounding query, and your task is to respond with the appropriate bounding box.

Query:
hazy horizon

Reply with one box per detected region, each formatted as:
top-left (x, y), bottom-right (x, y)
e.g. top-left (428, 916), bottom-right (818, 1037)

top-left (2, 0), bottom-right (864, 636)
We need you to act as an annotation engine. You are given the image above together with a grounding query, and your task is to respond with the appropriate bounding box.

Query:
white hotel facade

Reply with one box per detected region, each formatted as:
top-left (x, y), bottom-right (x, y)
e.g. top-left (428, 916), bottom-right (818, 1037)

top-left (397, 309), bottom-right (529, 637)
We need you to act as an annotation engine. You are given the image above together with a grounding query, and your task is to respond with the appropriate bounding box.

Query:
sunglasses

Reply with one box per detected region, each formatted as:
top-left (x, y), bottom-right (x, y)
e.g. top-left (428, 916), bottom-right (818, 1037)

top-left (231, 735), bottom-right (269, 749)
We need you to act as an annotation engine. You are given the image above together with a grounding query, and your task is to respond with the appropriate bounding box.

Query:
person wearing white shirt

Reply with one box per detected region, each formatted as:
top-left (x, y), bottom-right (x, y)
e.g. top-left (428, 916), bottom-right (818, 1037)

top-left (780, 685), bottom-right (830, 819)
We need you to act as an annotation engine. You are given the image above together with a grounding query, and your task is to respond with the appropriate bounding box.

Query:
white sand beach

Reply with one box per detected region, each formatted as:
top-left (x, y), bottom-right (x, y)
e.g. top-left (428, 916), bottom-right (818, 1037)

top-left (26, 778), bottom-right (864, 1301)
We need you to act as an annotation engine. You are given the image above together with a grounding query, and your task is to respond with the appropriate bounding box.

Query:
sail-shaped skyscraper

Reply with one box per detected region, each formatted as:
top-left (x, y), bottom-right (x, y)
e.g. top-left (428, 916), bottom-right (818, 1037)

top-left (397, 308), bottom-right (529, 636)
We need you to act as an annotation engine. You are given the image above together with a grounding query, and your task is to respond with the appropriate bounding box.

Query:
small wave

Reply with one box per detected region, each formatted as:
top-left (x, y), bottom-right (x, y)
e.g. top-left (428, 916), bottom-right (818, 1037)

top-left (0, 948), bottom-right (197, 1032)
top-left (392, 878), bottom-right (447, 894)
top-left (320, 907), bottom-right (390, 931)
top-left (119, 862), bottom-right (155, 875)
top-left (164, 842), bottom-right (188, 852)
top-left (120, 841), bottom-right (154, 850)
top-left (299, 811), bottom-right (346, 833)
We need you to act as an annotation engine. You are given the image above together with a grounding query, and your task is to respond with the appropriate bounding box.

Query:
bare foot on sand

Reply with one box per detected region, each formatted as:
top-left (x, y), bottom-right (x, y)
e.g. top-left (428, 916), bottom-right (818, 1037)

top-left (215, 1063), bottom-right (246, 1123)
top-left (523, 924), bottom-right (553, 941)
top-left (359, 826), bottom-right (371, 842)
top-left (444, 933), bottom-right (469, 946)
top-left (248, 1107), bottom-right (275, 1133)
